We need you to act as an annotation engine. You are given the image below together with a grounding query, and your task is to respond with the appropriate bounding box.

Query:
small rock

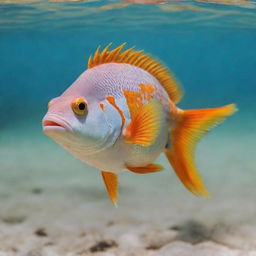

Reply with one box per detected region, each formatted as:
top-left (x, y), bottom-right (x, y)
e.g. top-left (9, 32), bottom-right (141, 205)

top-left (44, 242), bottom-right (54, 246)
top-left (90, 240), bottom-right (117, 252)
top-left (34, 228), bottom-right (48, 237)
top-left (146, 245), bottom-right (160, 250)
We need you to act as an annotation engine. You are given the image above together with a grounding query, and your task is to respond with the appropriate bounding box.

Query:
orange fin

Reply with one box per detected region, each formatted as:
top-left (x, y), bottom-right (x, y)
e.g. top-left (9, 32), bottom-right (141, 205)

top-left (124, 100), bottom-right (164, 146)
top-left (88, 43), bottom-right (183, 103)
top-left (165, 104), bottom-right (237, 197)
top-left (127, 164), bottom-right (163, 174)
top-left (101, 171), bottom-right (118, 206)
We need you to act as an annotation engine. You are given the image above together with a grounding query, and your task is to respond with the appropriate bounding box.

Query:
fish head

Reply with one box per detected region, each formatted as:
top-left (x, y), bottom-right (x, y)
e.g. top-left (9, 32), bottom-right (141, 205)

top-left (42, 95), bottom-right (117, 155)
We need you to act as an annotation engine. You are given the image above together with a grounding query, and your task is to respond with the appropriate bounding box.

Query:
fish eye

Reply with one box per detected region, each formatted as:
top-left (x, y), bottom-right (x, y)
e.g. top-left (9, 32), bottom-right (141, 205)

top-left (78, 102), bottom-right (86, 110)
top-left (72, 97), bottom-right (88, 116)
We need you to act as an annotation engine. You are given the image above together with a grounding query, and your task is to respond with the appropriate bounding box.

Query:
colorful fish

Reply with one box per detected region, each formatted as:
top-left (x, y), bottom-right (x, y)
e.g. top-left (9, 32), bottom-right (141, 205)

top-left (42, 43), bottom-right (236, 205)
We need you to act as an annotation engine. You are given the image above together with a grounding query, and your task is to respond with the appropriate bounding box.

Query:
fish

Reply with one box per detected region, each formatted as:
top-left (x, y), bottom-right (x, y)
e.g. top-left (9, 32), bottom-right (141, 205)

top-left (42, 43), bottom-right (237, 205)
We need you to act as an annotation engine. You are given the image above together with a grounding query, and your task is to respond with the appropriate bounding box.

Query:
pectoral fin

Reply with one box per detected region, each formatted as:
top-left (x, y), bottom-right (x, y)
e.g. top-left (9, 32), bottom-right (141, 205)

top-left (127, 164), bottom-right (163, 174)
top-left (101, 171), bottom-right (118, 206)
top-left (124, 100), bottom-right (164, 146)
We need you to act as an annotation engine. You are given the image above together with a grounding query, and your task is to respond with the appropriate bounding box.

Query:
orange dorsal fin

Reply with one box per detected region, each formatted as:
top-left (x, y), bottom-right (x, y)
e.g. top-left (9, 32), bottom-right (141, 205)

top-left (165, 104), bottom-right (237, 196)
top-left (101, 171), bottom-right (118, 206)
top-left (126, 164), bottom-right (163, 174)
top-left (87, 43), bottom-right (183, 104)
top-left (124, 100), bottom-right (164, 146)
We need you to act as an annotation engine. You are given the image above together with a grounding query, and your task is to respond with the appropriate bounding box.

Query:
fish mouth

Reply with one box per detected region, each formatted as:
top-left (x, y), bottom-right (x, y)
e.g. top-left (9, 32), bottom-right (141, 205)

top-left (42, 116), bottom-right (71, 133)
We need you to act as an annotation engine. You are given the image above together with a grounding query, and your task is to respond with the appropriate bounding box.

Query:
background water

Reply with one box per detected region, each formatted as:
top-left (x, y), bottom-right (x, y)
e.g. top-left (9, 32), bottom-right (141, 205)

top-left (0, 0), bottom-right (256, 255)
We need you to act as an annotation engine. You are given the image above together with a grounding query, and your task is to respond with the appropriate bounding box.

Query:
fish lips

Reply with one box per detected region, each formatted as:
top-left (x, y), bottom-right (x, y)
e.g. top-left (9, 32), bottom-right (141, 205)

top-left (42, 116), bottom-right (72, 134)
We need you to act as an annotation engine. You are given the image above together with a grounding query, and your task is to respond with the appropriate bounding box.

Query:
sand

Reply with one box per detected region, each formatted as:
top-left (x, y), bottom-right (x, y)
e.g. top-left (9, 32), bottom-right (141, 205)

top-left (0, 117), bottom-right (256, 255)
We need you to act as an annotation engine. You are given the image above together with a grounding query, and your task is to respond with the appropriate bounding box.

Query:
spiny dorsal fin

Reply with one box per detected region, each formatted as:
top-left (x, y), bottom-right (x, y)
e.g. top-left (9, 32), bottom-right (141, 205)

top-left (87, 43), bottom-right (183, 104)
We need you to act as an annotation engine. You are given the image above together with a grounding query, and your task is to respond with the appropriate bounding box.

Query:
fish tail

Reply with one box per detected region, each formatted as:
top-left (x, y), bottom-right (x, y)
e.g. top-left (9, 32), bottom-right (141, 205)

top-left (165, 104), bottom-right (237, 197)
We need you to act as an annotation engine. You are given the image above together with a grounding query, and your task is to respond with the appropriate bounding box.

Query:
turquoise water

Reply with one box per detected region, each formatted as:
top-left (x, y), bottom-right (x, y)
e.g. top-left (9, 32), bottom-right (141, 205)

top-left (1, 1), bottom-right (256, 128)
top-left (0, 0), bottom-right (256, 254)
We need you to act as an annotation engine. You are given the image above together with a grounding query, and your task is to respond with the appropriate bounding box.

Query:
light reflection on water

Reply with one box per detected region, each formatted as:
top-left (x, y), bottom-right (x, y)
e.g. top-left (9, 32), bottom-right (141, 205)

top-left (0, 0), bottom-right (256, 31)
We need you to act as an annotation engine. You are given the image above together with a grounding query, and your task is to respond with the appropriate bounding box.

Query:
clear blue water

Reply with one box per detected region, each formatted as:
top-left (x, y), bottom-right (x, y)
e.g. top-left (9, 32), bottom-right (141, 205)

top-left (0, 1), bottom-right (256, 129)
top-left (0, 0), bottom-right (256, 253)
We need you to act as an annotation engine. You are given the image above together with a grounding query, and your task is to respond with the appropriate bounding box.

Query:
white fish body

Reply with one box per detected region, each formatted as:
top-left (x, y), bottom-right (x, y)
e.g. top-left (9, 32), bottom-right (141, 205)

top-left (43, 43), bottom-right (236, 204)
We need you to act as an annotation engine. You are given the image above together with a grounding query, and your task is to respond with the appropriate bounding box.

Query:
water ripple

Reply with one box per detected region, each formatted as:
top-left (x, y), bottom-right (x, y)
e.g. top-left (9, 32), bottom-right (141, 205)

top-left (0, 0), bottom-right (255, 31)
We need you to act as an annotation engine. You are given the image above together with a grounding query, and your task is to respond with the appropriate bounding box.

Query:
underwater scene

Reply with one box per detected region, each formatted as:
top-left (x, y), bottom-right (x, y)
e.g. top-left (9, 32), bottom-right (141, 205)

top-left (0, 0), bottom-right (256, 255)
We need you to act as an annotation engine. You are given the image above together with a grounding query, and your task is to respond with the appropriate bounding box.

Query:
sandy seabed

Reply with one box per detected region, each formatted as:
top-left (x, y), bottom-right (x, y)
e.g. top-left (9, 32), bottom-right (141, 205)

top-left (0, 119), bottom-right (256, 256)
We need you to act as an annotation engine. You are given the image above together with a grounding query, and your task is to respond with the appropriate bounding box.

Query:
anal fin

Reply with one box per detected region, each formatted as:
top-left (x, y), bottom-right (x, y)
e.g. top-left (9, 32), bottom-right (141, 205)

top-left (127, 164), bottom-right (163, 174)
top-left (101, 171), bottom-right (118, 206)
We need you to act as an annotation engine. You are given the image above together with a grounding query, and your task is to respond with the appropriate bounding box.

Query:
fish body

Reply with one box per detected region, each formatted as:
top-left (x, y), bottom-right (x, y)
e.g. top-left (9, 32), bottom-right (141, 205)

top-left (43, 43), bottom-right (236, 205)
top-left (58, 63), bottom-right (171, 171)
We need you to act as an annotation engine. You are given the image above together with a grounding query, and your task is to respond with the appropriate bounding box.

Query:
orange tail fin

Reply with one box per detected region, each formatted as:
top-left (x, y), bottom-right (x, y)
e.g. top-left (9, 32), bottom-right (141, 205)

top-left (165, 104), bottom-right (237, 196)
